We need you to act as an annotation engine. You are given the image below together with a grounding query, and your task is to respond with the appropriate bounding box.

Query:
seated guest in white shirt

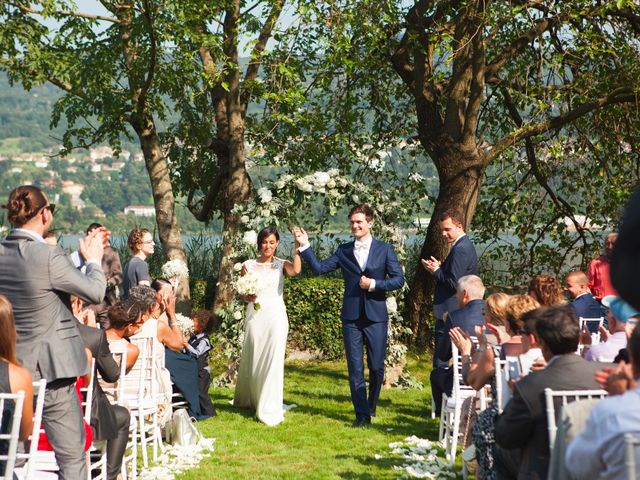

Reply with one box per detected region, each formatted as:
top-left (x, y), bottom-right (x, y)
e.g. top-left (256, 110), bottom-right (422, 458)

top-left (583, 295), bottom-right (638, 363)
top-left (566, 324), bottom-right (640, 480)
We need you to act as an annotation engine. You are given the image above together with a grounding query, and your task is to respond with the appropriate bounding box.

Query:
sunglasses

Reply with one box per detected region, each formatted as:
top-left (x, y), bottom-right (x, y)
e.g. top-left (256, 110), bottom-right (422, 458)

top-left (43, 204), bottom-right (56, 216)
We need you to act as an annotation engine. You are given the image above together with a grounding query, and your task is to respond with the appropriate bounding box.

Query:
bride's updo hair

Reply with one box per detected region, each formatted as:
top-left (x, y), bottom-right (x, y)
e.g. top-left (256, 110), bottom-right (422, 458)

top-left (2, 185), bottom-right (48, 227)
top-left (257, 226), bottom-right (279, 248)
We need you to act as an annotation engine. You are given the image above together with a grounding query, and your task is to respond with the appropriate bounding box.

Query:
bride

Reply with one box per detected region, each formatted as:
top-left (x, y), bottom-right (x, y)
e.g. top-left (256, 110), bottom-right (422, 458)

top-left (233, 226), bottom-right (301, 426)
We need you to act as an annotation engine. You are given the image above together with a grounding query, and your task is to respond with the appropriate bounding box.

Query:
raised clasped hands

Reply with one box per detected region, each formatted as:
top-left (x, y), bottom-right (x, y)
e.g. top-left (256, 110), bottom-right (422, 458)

top-left (292, 226), bottom-right (309, 248)
top-left (421, 256), bottom-right (441, 273)
top-left (79, 226), bottom-right (109, 262)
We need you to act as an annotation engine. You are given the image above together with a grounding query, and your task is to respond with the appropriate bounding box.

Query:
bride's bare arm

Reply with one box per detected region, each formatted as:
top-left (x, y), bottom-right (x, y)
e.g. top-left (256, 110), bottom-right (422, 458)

top-left (283, 231), bottom-right (302, 277)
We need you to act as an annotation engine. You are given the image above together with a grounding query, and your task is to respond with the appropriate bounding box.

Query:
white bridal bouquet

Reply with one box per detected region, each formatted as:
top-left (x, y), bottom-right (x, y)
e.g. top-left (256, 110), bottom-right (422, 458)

top-left (174, 313), bottom-right (195, 338)
top-left (235, 270), bottom-right (263, 311)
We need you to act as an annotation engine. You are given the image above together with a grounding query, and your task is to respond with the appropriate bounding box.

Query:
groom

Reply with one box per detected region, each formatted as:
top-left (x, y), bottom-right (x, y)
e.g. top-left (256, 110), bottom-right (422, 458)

top-left (294, 204), bottom-right (404, 426)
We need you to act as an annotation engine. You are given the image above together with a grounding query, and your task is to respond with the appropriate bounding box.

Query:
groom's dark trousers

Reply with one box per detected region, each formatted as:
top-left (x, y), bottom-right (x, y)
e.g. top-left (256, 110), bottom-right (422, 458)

top-left (301, 239), bottom-right (404, 422)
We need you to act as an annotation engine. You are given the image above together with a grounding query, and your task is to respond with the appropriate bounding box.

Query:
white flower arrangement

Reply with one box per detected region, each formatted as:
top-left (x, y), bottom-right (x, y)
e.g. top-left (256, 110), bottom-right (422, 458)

top-left (161, 259), bottom-right (189, 279)
top-left (243, 230), bottom-right (258, 246)
top-left (174, 313), bottom-right (195, 337)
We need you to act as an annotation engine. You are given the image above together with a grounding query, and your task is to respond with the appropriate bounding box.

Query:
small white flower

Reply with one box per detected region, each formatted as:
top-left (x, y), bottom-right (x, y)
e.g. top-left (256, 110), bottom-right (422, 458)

top-left (261, 208), bottom-right (271, 218)
top-left (338, 178), bottom-right (348, 187)
top-left (233, 262), bottom-right (242, 272)
top-left (233, 310), bottom-right (242, 320)
top-left (352, 194), bottom-right (360, 203)
top-left (328, 168), bottom-right (339, 176)
top-left (326, 179), bottom-right (336, 189)
top-left (386, 297), bottom-right (397, 314)
top-left (243, 230), bottom-right (258, 245)
top-left (275, 180), bottom-right (286, 190)
top-left (240, 215), bottom-right (250, 224)
top-left (312, 171), bottom-right (331, 187)
top-left (257, 187), bottom-right (273, 204)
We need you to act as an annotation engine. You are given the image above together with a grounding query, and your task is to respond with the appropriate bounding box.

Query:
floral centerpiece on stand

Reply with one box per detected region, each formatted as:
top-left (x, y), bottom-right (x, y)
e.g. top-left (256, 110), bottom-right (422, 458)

top-left (161, 259), bottom-right (189, 292)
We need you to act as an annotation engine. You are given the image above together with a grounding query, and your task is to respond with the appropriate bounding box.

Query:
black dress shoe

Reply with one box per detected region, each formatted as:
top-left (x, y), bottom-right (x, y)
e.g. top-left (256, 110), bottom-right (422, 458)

top-left (353, 417), bottom-right (371, 428)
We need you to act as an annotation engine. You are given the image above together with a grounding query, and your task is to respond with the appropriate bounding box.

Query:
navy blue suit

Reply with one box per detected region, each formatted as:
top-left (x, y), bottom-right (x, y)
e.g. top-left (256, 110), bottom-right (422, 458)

top-left (432, 235), bottom-right (478, 351)
top-left (431, 299), bottom-right (484, 415)
top-left (301, 239), bottom-right (404, 421)
top-left (571, 293), bottom-right (605, 332)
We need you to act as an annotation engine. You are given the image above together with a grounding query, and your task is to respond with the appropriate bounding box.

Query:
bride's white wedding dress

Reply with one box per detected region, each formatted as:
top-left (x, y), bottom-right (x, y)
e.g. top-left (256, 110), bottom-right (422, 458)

top-left (233, 257), bottom-right (291, 426)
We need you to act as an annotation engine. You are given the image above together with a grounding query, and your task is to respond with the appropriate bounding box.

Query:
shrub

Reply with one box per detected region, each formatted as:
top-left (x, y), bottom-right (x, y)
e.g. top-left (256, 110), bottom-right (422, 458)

top-left (284, 277), bottom-right (344, 359)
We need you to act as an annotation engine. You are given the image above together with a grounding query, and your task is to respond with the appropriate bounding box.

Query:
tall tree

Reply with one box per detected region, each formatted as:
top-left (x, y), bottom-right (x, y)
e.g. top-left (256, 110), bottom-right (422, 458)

top-left (0, 1), bottom-right (190, 301)
top-left (279, 0), bottom-right (640, 344)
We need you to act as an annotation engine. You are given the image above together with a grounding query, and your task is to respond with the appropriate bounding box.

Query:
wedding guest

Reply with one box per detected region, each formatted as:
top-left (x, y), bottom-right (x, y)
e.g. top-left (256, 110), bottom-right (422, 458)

top-left (431, 275), bottom-right (485, 416)
top-left (451, 295), bottom-right (539, 480)
top-left (528, 274), bottom-right (565, 306)
top-left (501, 294), bottom-right (541, 356)
top-left (566, 271), bottom-right (603, 324)
top-left (76, 320), bottom-right (130, 480)
top-left (494, 306), bottom-right (605, 480)
top-left (72, 223), bottom-right (123, 325)
top-left (122, 228), bottom-right (154, 299)
top-left (295, 205), bottom-right (403, 427)
top-left (565, 323), bottom-right (640, 480)
top-left (104, 303), bottom-right (142, 376)
top-left (185, 309), bottom-right (217, 417)
top-left (130, 284), bottom-right (183, 426)
top-left (583, 295), bottom-right (637, 363)
top-left (0, 185), bottom-right (106, 479)
top-left (0, 295), bottom-right (33, 478)
top-left (421, 210), bottom-right (478, 354)
top-left (588, 233), bottom-right (618, 301)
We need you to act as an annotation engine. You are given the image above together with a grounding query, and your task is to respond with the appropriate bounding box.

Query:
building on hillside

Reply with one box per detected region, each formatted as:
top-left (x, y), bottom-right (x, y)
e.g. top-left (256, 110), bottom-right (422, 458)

top-left (124, 205), bottom-right (156, 217)
top-left (61, 181), bottom-right (86, 211)
top-left (90, 146), bottom-right (114, 161)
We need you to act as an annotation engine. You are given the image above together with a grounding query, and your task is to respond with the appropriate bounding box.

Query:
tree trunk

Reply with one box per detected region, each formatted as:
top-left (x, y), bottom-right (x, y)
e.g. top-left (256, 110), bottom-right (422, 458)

top-left (212, 102), bottom-right (253, 316)
top-left (133, 115), bottom-right (191, 307)
top-left (407, 143), bottom-right (485, 348)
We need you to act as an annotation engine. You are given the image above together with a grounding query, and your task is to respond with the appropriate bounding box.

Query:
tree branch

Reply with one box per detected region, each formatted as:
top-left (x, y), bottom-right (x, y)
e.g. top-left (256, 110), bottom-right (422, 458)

top-left (242, 0), bottom-right (285, 104)
top-left (138, 0), bottom-right (157, 112)
top-left (489, 87), bottom-right (639, 161)
top-left (12, 1), bottom-right (120, 23)
top-left (501, 87), bottom-right (590, 257)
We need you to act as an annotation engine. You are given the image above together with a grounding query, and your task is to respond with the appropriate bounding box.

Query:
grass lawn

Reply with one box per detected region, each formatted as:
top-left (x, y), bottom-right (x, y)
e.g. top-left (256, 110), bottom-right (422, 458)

top-left (176, 354), bottom-right (447, 480)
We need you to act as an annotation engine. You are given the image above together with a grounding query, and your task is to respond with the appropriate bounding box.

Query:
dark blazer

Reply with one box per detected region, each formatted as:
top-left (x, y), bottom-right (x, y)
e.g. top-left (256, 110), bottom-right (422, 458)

top-left (571, 293), bottom-right (603, 320)
top-left (494, 354), bottom-right (606, 480)
top-left (433, 235), bottom-right (478, 317)
top-left (301, 239), bottom-right (404, 322)
top-left (77, 323), bottom-right (121, 440)
top-left (0, 230), bottom-right (106, 380)
top-left (436, 299), bottom-right (485, 363)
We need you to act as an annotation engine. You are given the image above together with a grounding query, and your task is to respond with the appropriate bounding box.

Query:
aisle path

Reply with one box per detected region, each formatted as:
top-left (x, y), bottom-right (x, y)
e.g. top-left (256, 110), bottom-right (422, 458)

top-left (174, 356), bottom-right (458, 479)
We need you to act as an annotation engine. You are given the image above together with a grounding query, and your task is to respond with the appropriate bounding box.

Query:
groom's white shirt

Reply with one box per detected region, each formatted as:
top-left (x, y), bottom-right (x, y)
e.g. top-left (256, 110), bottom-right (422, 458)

top-left (354, 236), bottom-right (372, 270)
top-left (299, 237), bottom-right (376, 291)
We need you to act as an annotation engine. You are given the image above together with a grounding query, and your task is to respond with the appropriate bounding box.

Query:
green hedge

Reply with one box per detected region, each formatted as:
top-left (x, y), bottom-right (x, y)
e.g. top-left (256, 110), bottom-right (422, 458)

top-left (284, 277), bottom-right (344, 359)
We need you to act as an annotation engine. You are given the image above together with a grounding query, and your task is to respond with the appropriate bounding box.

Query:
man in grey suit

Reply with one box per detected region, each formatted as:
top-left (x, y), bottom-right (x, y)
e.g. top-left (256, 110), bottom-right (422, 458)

top-left (494, 306), bottom-right (606, 480)
top-left (0, 185), bottom-right (107, 479)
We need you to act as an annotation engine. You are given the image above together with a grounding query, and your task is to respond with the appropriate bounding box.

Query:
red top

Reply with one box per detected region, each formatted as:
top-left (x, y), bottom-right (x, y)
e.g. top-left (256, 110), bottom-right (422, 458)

top-left (37, 377), bottom-right (93, 452)
top-left (587, 255), bottom-right (618, 300)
